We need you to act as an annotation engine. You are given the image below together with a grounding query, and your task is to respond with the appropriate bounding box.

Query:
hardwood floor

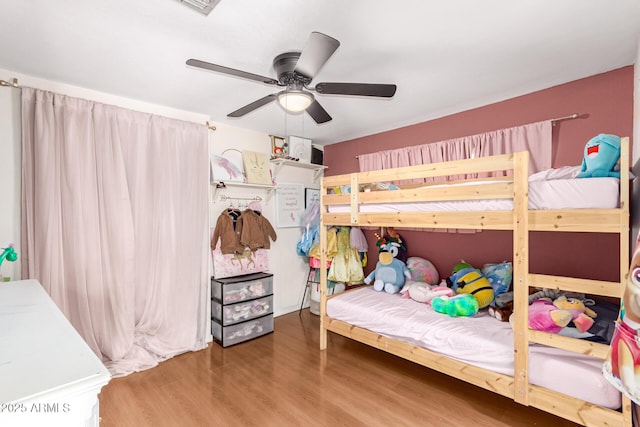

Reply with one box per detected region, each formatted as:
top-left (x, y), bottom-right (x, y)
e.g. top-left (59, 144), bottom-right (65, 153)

top-left (99, 310), bottom-right (582, 427)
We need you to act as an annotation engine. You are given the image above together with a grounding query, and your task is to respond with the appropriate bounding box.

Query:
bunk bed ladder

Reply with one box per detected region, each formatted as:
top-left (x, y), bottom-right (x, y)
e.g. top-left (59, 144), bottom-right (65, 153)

top-left (523, 137), bottom-right (632, 426)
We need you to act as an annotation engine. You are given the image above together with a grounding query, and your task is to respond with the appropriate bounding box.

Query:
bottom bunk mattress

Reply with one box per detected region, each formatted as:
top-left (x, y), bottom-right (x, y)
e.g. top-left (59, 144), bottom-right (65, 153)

top-left (326, 287), bottom-right (621, 409)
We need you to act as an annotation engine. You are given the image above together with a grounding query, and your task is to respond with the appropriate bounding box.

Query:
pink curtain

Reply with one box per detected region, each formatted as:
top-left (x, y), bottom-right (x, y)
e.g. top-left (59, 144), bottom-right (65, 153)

top-left (358, 121), bottom-right (552, 182)
top-left (20, 88), bottom-right (209, 377)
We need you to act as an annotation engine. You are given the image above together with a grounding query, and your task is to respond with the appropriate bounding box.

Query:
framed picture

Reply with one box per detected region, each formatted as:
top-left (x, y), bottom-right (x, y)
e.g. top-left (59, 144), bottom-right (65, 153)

top-left (288, 136), bottom-right (312, 163)
top-left (305, 188), bottom-right (320, 208)
top-left (242, 150), bottom-right (273, 185)
top-left (275, 183), bottom-right (304, 228)
top-left (211, 150), bottom-right (245, 183)
top-left (270, 135), bottom-right (287, 157)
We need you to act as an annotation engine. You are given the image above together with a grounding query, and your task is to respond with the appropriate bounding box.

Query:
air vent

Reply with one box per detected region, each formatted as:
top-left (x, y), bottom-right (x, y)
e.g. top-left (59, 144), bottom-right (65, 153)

top-left (178, 0), bottom-right (221, 16)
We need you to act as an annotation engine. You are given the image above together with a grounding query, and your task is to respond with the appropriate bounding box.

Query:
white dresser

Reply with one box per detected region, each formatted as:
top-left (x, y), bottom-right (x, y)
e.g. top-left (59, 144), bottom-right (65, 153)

top-left (0, 279), bottom-right (111, 426)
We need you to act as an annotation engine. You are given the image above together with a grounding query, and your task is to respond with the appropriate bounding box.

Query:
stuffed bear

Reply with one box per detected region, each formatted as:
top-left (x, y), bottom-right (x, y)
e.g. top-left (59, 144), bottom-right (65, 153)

top-left (576, 134), bottom-right (621, 178)
top-left (364, 231), bottom-right (410, 294)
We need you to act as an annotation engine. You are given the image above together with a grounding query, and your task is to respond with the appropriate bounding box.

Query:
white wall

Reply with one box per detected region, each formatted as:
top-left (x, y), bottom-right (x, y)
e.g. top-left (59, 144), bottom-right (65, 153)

top-left (210, 123), bottom-right (316, 316)
top-left (0, 67), bottom-right (312, 316)
top-left (0, 79), bottom-right (21, 281)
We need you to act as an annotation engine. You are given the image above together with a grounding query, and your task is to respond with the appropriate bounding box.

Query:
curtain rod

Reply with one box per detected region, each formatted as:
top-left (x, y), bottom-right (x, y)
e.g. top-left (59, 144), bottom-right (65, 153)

top-left (0, 77), bottom-right (19, 88)
top-left (1, 78), bottom-right (218, 133)
top-left (551, 113), bottom-right (579, 125)
top-left (355, 113), bottom-right (581, 158)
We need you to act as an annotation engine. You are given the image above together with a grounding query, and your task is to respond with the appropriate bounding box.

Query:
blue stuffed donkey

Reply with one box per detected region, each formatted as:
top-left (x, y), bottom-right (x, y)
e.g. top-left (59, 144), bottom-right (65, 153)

top-left (576, 134), bottom-right (621, 178)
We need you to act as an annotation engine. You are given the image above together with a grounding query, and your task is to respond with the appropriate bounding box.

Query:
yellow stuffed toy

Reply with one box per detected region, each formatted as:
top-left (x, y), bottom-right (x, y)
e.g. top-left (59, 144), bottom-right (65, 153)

top-left (446, 263), bottom-right (494, 309)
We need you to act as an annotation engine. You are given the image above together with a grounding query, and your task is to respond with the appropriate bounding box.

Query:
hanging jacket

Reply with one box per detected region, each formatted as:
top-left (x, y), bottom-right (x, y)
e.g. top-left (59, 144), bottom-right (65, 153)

top-left (211, 208), bottom-right (242, 254)
top-left (236, 209), bottom-right (277, 252)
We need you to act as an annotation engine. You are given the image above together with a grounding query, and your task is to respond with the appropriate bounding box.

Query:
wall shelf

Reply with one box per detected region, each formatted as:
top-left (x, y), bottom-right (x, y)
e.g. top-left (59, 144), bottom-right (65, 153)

top-left (270, 158), bottom-right (327, 181)
top-left (211, 181), bottom-right (276, 203)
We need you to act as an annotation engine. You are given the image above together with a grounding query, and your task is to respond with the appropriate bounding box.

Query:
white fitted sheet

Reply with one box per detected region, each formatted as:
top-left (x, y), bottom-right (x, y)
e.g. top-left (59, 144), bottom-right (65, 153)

top-left (327, 287), bottom-right (621, 409)
top-left (327, 177), bottom-right (620, 213)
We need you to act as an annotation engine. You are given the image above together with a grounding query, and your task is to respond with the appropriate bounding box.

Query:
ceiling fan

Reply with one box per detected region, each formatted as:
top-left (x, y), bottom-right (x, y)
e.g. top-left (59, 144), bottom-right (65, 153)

top-left (186, 32), bottom-right (397, 124)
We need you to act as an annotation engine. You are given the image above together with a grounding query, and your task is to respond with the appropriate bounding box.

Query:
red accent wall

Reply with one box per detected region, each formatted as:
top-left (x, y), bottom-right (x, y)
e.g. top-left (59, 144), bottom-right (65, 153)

top-left (325, 66), bottom-right (634, 282)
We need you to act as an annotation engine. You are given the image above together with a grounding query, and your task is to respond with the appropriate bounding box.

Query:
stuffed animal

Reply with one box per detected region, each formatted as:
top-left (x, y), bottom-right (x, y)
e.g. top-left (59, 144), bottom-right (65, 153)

top-left (446, 263), bottom-right (494, 309)
top-left (488, 301), bottom-right (513, 322)
top-left (400, 280), bottom-right (454, 304)
top-left (576, 134), bottom-right (621, 178)
top-left (528, 298), bottom-right (573, 333)
top-left (432, 294), bottom-right (479, 317)
top-left (406, 256), bottom-right (439, 286)
top-left (381, 228), bottom-right (408, 263)
top-left (528, 296), bottom-right (597, 334)
top-left (364, 231), bottom-right (410, 294)
top-left (553, 295), bottom-right (597, 333)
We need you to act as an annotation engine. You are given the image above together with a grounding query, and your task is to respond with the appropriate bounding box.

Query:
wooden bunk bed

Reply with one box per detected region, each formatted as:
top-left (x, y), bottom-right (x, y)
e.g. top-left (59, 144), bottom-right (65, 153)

top-left (318, 137), bottom-right (631, 427)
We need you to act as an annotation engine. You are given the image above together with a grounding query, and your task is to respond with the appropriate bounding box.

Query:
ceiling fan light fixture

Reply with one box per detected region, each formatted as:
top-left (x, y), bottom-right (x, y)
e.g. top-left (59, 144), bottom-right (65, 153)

top-left (277, 90), bottom-right (314, 114)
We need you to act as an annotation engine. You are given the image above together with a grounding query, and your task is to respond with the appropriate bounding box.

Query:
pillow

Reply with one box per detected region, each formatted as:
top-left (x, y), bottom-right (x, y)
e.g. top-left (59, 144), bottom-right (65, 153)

top-left (528, 165), bottom-right (581, 182)
top-left (482, 261), bottom-right (513, 298)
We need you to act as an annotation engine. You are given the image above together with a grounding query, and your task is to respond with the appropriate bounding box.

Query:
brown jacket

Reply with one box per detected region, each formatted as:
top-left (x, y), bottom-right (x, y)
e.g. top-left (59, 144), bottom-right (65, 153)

top-left (236, 209), bottom-right (277, 251)
top-left (211, 209), bottom-right (242, 254)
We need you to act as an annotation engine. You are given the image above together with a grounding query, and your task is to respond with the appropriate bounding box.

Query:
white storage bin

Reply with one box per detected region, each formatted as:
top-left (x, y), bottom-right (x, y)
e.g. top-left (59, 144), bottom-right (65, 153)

top-left (211, 315), bottom-right (273, 347)
top-left (211, 272), bottom-right (273, 304)
top-left (212, 295), bottom-right (273, 326)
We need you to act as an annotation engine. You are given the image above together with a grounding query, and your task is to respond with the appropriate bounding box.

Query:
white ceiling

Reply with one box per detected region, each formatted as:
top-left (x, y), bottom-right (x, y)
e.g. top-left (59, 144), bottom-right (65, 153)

top-left (0, 0), bottom-right (639, 145)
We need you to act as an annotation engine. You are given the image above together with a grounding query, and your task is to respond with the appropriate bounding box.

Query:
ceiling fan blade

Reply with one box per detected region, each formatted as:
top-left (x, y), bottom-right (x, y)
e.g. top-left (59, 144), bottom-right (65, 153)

top-left (315, 82), bottom-right (397, 97)
top-left (294, 32), bottom-right (340, 80)
top-left (186, 59), bottom-right (278, 85)
top-left (227, 94), bottom-right (277, 118)
top-left (306, 100), bottom-right (332, 124)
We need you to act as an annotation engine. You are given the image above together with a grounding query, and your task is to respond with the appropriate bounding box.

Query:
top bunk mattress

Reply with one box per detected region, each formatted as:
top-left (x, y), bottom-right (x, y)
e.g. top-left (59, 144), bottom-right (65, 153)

top-left (327, 176), bottom-right (620, 213)
top-left (326, 287), bottom-right (621, 409)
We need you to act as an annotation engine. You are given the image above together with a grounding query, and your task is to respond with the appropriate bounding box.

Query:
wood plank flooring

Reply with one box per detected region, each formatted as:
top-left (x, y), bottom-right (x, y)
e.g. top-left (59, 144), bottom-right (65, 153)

top-left (99, 310), bottom-right (582, 427)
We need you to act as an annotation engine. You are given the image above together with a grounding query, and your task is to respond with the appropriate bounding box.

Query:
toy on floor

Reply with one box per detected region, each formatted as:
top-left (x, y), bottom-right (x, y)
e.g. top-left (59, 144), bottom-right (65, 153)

top-left (400, 280), bottom-right (454, 304)
top-left (576, 134), bottom-right (621, 178)
top-left (446, 261), bottom-right (494, 309)
top-left (432, 294), bottom-right (479, 317)
top-left (364, 231), bottom-right (411, 294)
